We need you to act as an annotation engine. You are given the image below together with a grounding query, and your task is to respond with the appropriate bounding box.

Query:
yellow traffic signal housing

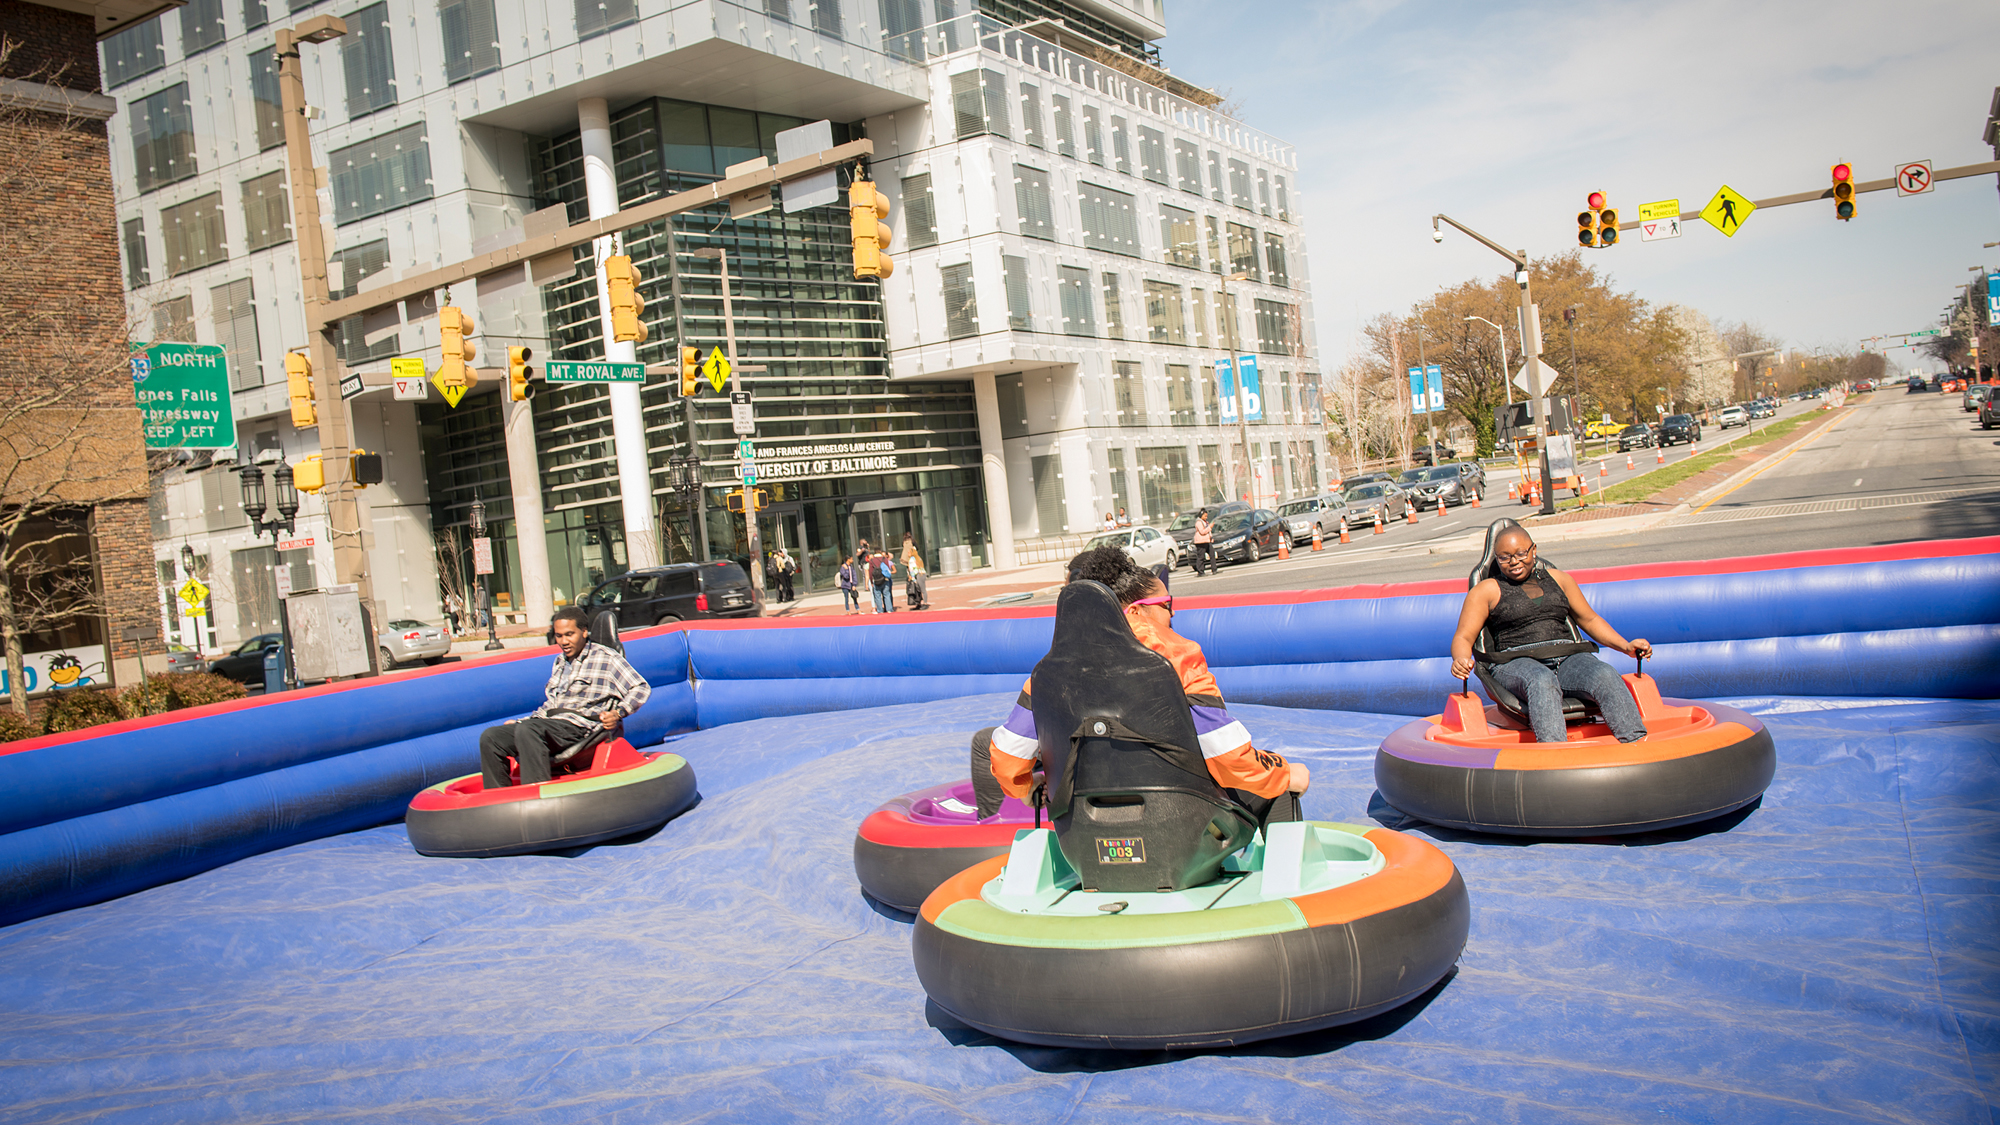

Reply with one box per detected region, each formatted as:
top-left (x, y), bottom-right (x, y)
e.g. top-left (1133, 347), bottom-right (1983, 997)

top-left (1831, 163), bottom-right (1855, 220)
top-left (849, 180), bottom-right (894, 280)
top-left (1597, 196), bottom-right (1619, 246)
top-left (604, 255), bottom-right (648, 343)
top-left (438, 306), bottom-right (479, 389)
top-left (724, 487), bottom-right (770, 514)
top-left (284, 351), bottom-right (317, 429)
top-left (351, 449), bottom-right (383, 488)
top-left (1578, 191), bottom-right (1607, 248)
top-left (292, 453), bottom-right (325, 493)
top-left (508, 345), bottom-right (534, 402)
top-left (679, 344), bottom-right (702, 396)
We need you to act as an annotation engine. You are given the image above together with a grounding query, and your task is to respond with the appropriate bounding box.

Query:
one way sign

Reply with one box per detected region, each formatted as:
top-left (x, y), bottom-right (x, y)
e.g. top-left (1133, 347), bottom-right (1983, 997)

top-left (1640, 216), bottom-right (1682, 242)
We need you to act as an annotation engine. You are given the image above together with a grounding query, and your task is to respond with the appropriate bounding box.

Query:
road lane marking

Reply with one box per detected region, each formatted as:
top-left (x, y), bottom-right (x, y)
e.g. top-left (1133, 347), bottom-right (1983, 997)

top-left (1853, 478), bottom-right (1863, 487)
top-left (1690, 409), bottom-right (1854, 515)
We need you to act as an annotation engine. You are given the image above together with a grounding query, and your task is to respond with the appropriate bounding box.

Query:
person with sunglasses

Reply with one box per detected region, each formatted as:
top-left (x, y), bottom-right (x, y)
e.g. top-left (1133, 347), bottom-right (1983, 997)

top-left (1448, 525), bottom-right (1653, 744)
top-left (967, 545), bottom-right (1309, 820)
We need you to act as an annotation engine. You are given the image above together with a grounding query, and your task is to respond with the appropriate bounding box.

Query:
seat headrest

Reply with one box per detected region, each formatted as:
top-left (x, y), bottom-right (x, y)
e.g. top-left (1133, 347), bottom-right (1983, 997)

top-left (1471, 517), bottom-right (1524, 590)
top-left (589, 609), bottom-right (624, 654)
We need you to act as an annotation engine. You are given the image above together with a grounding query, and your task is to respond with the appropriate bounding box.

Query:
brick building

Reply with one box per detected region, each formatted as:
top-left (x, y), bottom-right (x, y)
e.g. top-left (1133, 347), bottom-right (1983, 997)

top-left (0, 0), bottom-right (172, 709)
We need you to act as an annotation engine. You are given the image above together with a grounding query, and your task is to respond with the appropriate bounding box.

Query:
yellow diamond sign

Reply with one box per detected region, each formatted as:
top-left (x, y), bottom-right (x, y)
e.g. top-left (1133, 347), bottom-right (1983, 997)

top-left (1700, 185), bottom-right (1755, 237)
top-left (431, 371), bottom-right (467, 407)
top-left (178, 577), bottom-right (209, 613)
top-left (702, 347), bottom-right (731, 393)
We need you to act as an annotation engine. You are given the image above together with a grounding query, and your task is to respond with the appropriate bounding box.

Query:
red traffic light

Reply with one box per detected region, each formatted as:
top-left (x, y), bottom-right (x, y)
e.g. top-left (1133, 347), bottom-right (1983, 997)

top-left (1587, 191), bottom-right (1606, 210)
top-left (1831, 163), bottom-right (1852, 183)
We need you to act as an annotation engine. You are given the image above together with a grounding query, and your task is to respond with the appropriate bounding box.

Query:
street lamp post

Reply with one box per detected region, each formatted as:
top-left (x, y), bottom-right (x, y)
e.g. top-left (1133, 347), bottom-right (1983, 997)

top-left (1433, 214), bottom-right (1555, 514)
top-left (237, 463), bottom-right (302, 687)
top-left (1465, 315), bottom-right (1511, 407)
top-left (691, 247), bottom-right (765, 595)
top-left (469, 497), bottom-right (503, 651)
top-left (1217, 271), bottom-right (1253, 505)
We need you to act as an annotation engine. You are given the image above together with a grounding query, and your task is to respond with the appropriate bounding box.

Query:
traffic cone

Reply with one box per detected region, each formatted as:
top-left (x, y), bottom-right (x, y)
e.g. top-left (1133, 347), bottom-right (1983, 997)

top-left (1505, 480), bottom-right (1517, 502)
top-left (1626, 453), bottom-right (1634, 470)
top-left (1339, 516), bottom-right (1351, 544)
top-left (1599, 459), bottom-right (1608, 478)
top-left (1373, 510), bottom-right (1385, 535)
top-left (1312, 524), bottom-right (1324, 552)
top-left (1470, 487), bottom-right (1482, 508)
top-left (1278, 533), bottom-right (1290, 560)
top-left (1656, 445), bottom-right (1665, 464)
top-left (1405, 500), bottom-right (1419, 526)
top-left (1436, 497), bottom-right (1447, 520)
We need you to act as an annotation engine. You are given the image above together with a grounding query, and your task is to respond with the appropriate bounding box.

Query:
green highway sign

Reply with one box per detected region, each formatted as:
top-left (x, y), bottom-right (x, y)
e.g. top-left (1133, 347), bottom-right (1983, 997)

top-left (545, 360), bottom-right (645, 384)
top-left (131, 342), bottom-right (235, 450)
top-left (1906, 328), bottom-right (1941, 339)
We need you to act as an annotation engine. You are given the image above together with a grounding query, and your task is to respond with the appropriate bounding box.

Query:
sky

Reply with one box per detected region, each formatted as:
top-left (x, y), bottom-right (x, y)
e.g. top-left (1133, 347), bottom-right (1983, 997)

top-left (1158, 0), bottom-right (2000, 374)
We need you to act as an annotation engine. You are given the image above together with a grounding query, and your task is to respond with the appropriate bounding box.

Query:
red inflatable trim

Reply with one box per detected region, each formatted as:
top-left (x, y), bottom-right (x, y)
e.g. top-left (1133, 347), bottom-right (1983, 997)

top-left (856, 808), bottom-right (1025, 849)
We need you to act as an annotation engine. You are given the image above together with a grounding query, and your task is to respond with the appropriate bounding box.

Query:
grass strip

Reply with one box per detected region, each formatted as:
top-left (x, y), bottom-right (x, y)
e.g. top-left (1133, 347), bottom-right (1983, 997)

top-left (1560, 413), bottom-right (1821, 509)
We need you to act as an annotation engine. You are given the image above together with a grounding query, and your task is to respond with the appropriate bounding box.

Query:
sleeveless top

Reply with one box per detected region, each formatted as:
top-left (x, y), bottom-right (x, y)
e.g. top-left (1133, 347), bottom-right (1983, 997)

top-left (1489, 563), bottom-right (1575, 652)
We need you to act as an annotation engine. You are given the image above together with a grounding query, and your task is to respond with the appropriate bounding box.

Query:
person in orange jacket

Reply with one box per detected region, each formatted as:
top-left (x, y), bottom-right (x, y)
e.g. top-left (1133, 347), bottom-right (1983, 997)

top-left (967, 545), bottom-right (1309, 819)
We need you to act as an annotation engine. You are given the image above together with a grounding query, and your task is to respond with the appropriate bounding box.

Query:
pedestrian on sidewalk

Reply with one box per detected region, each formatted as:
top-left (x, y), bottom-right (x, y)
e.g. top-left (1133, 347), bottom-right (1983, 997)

top-left (1104, 511), bottom-right (1117, 530)
top-left (906, 552), bottom-right (929, 610)
top-left (1191, 508), bottom-right (1214, 576)
top-left (1116, 507), bottom-right (1131, 527)
top-left (869, 548), bottom-right (895, 614)
top-left (773, 547), bottom-right (796, 602)
top-left (837, 558), bottom-right (860, 613)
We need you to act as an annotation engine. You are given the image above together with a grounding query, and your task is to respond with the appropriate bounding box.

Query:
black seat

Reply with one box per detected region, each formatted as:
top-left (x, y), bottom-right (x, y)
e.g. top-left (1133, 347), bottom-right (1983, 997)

top-left (547, 609), bottom-right (625, 772)
top-left (1469, 518), bottom-right (1599, 728)
top-left (1031, 581), bottom-right (1258, 893)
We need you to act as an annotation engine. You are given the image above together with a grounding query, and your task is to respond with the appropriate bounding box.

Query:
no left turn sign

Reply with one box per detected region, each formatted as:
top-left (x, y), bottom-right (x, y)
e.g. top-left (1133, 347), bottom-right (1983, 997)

top-left (1895, 160), bottom-right (1933, 197)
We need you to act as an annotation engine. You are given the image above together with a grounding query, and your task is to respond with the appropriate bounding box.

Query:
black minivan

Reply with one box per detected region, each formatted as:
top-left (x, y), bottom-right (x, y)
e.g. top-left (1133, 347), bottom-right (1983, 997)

top-left (576, 562), bottom-right (762, 628)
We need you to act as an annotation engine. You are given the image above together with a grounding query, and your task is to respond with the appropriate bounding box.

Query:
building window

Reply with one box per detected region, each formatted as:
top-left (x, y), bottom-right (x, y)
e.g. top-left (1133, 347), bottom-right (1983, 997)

top-left (1255, 298), bottom-right (1303, 356)
top-left (1227, 222), bottom-right (1260, 282)
top-left (1051, 94), bottom-right (1075, 157)
top-left (1188, 288), bottom-right (1208, 348)
top-left (1138, 446), bottom-right (1192, 522)
top-left (1013, 163), bottom-right (1052, 241)
top-left (1081, 105), bottom-right (1102, 166)
top-left (765, 0), bottom-right (789, 20)
top-left (1257, 168), bottom-right (1273, 217)
top-left (1204, 214), bottom-right (1223, 274)
top-left (1112, 360), bottom-right (1142, 426)
top-left (1166, 364), bottom-right (1195, 426)
top-left (1175, 140), bottom-right (1200, 195)
top-left (901, 172), bottom-right (937, 249)
top-left (103, 19), bottom-right (166, 88)
top-left (250, 48), bottom-right (285, 150)
top-left (1109, 115), bottom-right (1130, 174)
top-left (330, 122), bottom-right (433, 225)
top-left (161, 192), bottom-right (228, 276)
top-left (577, 0), bottom-right (638, 39)
top-left (1227, 158), bottom-right (1253, 210)
top-left (211, 278), bottom-right (263, 392)
top-left (942, 261), bottom-right (978, 340)
top-left (950, 69), bottom-right (1008, 139)
top-left (1106, 447), bottom-right (1129, 521)
top-left (239, 170), bottom-right (291, 251)
top-left (132, 84), bottom-right (198, 192)
top-left (809, 0), bottom-right (839, 38)
top-left (1207, 150), bottom-right (1224, 202)
top-left (1101, 272), bottom-right (1125, 341)
top-left (1198, 443), bottom-right (1224, 504)
top-left (1218, 290), bottom-right (1241, 351)
top-left (1003, 254), bottom-right (1031, 330)
top-left (331, 239), bottom-right (396, 364)
top-left (1274, 174), bottom-right (1291, 221)
top-left (1264, 232), bottom-right (1288, 288)
top-left (1059, 265), bottom-right (1093, 337)
top-left (997, 372), bottom-right (1028, 438)
top-left (1019, 82), bottom-right (1042, 148)
top-left (1032, 453), bottom-right (1065, 534)
top-left (244, 0), bottom-right (268, 29)
top-left (180, 0), bottom-right (227, 55)
top-left (1078, 181), bottom-right (1138, 256)
top-left (341, 2), bottom-right (397, 118)
top-left (441, 0), bottom-right (502, 84)
top-left (154, 295), bottom-right (195, 341)
top-left (1145, 281), bottom-right (1185, 345)
top-left (1280, 370), bottom-right (1295, 422)
top-left (1160, 205), bottom-right (1198, 269)
top-left (122, 218), bottom-right (150, 289)
top-left (1137, 126), bottom-right (1167, 185)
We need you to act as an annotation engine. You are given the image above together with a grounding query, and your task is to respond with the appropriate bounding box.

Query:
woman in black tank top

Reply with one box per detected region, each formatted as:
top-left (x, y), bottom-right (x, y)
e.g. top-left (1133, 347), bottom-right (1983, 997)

top-left (1449, 528), bottom-right (1655, 743)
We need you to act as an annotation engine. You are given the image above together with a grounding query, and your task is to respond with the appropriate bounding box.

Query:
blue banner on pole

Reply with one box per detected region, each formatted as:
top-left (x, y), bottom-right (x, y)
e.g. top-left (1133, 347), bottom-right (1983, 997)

top-left (1408, 367), bottom-right (1426, 415)
top-left (1216, 358), bottom-right (1237, 423)
top-left (1237, 355), bottom-right (1262, 421)
top-left (1987, 273), bottom-right (1999, 328)
top-left (1426, 364), bottom-right (1444, 412)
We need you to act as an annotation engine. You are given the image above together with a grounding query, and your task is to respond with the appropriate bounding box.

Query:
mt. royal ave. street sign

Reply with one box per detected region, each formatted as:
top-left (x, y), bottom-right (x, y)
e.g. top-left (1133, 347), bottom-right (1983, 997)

top-left (131, 343), bottom-right (236, 450)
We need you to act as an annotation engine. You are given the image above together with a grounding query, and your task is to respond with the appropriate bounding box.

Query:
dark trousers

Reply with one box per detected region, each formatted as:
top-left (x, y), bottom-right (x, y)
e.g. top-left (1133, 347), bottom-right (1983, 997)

top-left (479, 716), bottom-right (589, 788)
top-left (777, 571), bottom-right (794, 601)
top-left (1193, 543), bottom-right (1213, 575)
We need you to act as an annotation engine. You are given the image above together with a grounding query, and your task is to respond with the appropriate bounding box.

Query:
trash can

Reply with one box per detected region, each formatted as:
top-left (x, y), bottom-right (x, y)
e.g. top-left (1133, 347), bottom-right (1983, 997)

top-left (262, 645), bottom-right (287, 695)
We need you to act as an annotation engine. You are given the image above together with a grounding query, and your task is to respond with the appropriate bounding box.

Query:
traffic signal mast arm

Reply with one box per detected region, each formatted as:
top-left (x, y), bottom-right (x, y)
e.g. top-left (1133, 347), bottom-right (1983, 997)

top-left (314, 138), bottom-right (875, 330)
top-left (1614, 158), bottom-right (2000, 230)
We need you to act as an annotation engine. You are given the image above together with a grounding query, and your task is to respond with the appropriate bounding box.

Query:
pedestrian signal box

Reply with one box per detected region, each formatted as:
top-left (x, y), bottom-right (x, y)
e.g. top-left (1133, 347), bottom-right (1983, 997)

top-left (725, 488), bottom-right (769, 514)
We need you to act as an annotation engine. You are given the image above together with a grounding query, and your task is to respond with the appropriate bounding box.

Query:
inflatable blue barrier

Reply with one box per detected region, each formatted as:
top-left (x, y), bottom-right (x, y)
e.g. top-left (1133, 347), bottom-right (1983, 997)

top-left (1, 540), bottom-right (1996, 929)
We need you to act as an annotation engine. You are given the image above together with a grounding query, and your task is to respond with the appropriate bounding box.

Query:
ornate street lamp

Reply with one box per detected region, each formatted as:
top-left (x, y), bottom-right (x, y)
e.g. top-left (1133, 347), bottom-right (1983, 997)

top-left (180, 543), bottom-right (196, 578)
top-left (236, 463), bottom-right (299, 542)
top-left (468, 496), bottom-right (502, 650)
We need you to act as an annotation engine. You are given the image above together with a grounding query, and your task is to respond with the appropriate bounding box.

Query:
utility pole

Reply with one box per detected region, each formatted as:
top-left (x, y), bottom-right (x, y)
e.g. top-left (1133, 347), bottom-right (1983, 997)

top-left (1218, 271), bottom-right (1252, 504)
top-left (1414, 319), bottom-right (1436, 463)
top-left (274, 15), bottom-right (380, 673)
top-left (1432, 214), bottom-right (1554, 514)
top-left (692, 247), bottom-right (766, 593)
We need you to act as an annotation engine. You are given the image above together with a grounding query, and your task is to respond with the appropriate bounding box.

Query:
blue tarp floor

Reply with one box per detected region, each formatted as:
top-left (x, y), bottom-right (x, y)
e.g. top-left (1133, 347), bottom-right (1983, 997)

top-left (0, 694), bottom-right (1994, 1124)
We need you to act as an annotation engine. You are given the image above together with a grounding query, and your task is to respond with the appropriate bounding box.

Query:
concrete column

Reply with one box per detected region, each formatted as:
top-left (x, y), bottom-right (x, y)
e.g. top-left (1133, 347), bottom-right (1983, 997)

top-left (579, 97), bottom-right (660, 570)
top-left (503, 394), bottom-right (553, 620)
top-left (971, 370), bottom-right (1017, 569)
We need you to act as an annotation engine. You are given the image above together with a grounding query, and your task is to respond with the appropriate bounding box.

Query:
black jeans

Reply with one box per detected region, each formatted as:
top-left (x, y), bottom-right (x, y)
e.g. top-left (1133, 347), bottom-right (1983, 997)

top-left (1193, 543), bottom-right (1213, 575)
top-left (479, 716), bottom-right (593, 788)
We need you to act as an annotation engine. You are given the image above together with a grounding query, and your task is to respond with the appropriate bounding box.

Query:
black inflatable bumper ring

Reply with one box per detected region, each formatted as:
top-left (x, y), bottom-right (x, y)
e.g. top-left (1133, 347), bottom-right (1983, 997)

top-left (406, 738), bottom-right (697, 858)
top-left (853, 780), bottom-right (1035, 913)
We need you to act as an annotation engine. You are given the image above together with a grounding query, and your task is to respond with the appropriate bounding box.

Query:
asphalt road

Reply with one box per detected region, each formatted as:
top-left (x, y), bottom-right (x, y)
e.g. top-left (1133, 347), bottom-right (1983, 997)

top-left (1172, 387), bottom-right (2000, 595)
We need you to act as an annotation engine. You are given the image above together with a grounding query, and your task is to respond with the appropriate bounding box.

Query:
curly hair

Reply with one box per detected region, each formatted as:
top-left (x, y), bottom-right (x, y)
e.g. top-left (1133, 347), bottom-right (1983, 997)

top-left (551, 605), bottom-right (591, 632)
top-left (1065, 545), bottom-right (1157, 605)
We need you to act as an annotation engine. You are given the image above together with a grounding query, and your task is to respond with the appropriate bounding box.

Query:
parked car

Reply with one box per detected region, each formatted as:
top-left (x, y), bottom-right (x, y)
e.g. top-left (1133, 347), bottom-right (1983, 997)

top-left (1339, 471), bottom-right (1395, 489)
top-left (1749, 398), bottom-right (1777, 418)
top-left (1718, 405), bottom-right (1748, 429)
top-left (1963, 384), bottom-right (1992, 413)
top-left (1086, 525), bottom-right (1176, 570)
top-left (161, 643), bottom-right (207, 675)
top-left (1616, 423), bottom-right (1656, 451)
top-left (377, 619), bottom-right (451, 669)
top-left (1981, 393), bottom-right (2000, 430)
top-left (1275, 494), bottom-right (1353, 544)
top-left (209, 633), bottom-right (283, 684)
top-left (1657, 414), bottom-right (1701, 446)
top-left (1584, 419), bottom-right (1625, 439)
top-left (1342, 481), bottom-right (1411, 528)
top-left (1166, 501), bottom-right (1251, 558)
top-left (1410, 441), bottom-right (1456, 467)
top-left (576, 561), bottom-right (762, 628)
top-left (1908, 375), bottom-right (1930, 393)
top-left (1854, 380), bottom-right (1875, 393)
top-left (1399, 462), bottom-right (1486, 508)
top-left (1205, 508), bottom-right (1288, 565)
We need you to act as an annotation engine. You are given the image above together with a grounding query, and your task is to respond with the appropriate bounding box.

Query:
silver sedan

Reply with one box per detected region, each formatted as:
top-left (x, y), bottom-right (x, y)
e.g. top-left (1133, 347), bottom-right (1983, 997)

top-left (377, 620), bottom-right (452, 668)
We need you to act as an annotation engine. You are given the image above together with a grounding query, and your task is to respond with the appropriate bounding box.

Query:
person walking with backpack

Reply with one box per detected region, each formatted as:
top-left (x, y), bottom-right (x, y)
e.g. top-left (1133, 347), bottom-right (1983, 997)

top-left (868, 548), bottom-right (895, 614)
top-left (837, 557), bottom-right (860, 614)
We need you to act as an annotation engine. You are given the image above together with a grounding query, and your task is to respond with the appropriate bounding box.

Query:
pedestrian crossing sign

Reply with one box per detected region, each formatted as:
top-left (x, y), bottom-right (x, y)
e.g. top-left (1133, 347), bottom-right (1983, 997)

top-left (1700, 185), bottom-right (1755, 237)
top-left (702, 347), bottom-right (731, 392)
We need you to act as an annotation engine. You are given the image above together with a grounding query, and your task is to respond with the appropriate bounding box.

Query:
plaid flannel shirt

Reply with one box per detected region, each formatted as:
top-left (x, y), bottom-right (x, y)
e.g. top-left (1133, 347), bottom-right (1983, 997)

top-left (530, 641), bottom-right (651, 729)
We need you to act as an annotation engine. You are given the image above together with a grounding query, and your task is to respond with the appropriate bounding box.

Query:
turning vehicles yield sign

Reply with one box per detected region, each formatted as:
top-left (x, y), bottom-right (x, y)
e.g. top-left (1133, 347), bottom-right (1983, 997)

top-left (1895, 160), bottom-right (1933, 197)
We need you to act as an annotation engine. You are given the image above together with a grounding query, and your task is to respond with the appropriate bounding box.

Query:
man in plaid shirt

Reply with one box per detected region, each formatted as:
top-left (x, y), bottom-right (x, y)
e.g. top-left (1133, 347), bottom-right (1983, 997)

top-left (478, 606), bottom-right (652, 788)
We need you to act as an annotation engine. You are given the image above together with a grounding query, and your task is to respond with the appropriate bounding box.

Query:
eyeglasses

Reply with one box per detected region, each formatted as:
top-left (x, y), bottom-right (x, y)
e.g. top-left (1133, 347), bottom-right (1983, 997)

top-left (1129, 594), bottom-right (1173, 612)
top-left (1495, 548), bottom-right (1535, 564)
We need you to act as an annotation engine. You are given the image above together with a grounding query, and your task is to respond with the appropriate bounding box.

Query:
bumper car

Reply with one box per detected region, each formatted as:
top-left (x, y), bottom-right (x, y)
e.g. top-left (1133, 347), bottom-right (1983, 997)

top-left (406, 612), bottom-right (698, 858)
top-left (1374, 519), bottom-right (1775, 837)
top-left (911, 580), bottom-right (1469, 1049)
top-left (853, 782), bottom-right (1033, 913)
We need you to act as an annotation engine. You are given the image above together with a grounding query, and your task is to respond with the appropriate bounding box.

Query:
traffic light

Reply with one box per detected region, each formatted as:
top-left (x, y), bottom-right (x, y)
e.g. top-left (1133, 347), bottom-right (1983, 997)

top-left (604, 254), bottom-right (648, 343)
top-left (1578, 191), bottom-right (1616, 247)
top-left (1831, 163), bottom-right (1855, 221)
top-left (292, 453), bottom-right (324, 493)
top-left (284, 351), bottom-right (316, 429)
top-left (350, 449), bottom-right (383, 488)
top-left (438, 305), bottom-right (478, 389)
top-left (679, 344), bottom-right (702, 396)
top-left (508, 345), bottom-right (534, 402)
top-left (725, 487), bottom-right (769, 513)
top-left (849, 180), bottom-right (894, 280)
